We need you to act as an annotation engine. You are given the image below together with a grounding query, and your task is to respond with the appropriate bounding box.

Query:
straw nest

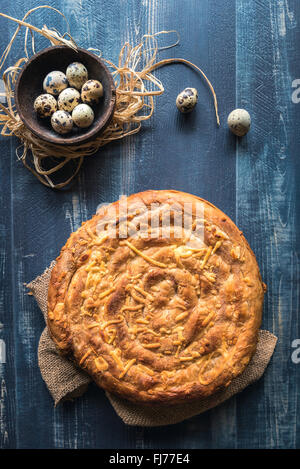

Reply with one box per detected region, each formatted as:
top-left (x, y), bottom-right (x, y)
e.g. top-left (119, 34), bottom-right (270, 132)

top-left (0, 6), bottom-right (219, 188)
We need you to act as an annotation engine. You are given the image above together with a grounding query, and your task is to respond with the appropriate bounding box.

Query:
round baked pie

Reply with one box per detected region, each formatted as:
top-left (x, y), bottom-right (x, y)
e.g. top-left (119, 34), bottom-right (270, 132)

top-left (48, 190), bottom-right (265, 404)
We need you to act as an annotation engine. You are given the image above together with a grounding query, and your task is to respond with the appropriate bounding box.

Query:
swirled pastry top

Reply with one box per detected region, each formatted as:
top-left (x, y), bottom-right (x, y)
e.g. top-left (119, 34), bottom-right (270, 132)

top-left (48, 190), bottom-right (265, 404)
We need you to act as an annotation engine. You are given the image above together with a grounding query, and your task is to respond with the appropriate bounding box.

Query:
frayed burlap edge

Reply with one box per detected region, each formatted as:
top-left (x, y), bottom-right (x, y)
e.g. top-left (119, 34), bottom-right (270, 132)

top-left (27, 263), bottom-right (277, 426)
top-left (106, 329), bottom-right (276, 426)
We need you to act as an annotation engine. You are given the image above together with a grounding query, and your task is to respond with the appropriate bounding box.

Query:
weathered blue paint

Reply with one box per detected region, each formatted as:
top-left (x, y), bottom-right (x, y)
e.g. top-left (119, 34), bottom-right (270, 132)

top-left (235, 0), bottom-right (300, 449)
top-left (0, 0), bottom-right (299, 449)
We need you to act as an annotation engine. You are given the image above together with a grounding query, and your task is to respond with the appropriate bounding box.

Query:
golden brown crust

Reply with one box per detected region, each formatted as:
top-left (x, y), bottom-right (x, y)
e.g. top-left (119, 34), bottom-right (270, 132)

top-left (47, 190), bottom-right (264, 404)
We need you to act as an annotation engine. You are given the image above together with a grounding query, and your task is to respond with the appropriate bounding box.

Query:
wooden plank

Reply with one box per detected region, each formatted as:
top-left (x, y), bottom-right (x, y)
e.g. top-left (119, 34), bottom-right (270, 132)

top-left (3, 4), bottom-right (69, 449)
top-left (235, 0), bottom-right (300, 449)
top-left (116, 0), bottom-right (236, 449)
top-left (3, 0), bottom-right (124, 450)
top-left (0, 6), bottom-right (17, 448)
top-left (0, 126), bottom-right (17, 449)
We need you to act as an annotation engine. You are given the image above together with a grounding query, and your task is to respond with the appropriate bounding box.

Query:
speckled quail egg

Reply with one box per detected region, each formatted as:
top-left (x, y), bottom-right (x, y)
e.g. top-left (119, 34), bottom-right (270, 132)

top-left (66, 62), bottom-right (88, 90)
top-left (51, 110), bottom-right (73, 134)
top-left (176, 87), bottom-right (198, 113)
top-left (81, 79), bottom-right (103, 105)
top-left (57, 87), bottom-right (81, 112)
top-left (227, 109), bottom-right (251, 136)
top-left (43, 71), bottom-right (68, 96)
top-left (34, 93), bottom-right (57, 118)
top-left (72, 103), bottom-right (94, 128)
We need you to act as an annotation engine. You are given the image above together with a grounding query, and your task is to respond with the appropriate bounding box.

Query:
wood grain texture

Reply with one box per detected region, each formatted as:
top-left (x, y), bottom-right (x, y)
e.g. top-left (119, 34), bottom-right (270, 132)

top-left (235, 0), bottom-right (300, 449)
top-left (0, 0), bottom-right (298, 448)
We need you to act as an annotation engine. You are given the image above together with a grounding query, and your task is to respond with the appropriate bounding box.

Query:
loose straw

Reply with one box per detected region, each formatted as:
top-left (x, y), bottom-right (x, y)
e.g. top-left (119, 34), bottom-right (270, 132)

top-left (0, 6), bottom-right (220, 189)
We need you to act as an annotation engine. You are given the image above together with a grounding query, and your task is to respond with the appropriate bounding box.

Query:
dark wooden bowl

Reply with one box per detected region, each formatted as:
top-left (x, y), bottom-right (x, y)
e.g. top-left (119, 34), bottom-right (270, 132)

top-left (15, 45), bottom-right (116, 145)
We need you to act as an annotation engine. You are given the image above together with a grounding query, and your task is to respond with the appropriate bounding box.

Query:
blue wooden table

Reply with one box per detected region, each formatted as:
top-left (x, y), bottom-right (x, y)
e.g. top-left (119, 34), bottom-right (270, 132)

top-left (0, 0), bottom-right (299, 449)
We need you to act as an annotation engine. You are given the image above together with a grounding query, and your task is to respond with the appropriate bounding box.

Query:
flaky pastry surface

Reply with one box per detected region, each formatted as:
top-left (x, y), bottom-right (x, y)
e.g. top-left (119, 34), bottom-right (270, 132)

top-left (47, 190), bottom-right (265, 404)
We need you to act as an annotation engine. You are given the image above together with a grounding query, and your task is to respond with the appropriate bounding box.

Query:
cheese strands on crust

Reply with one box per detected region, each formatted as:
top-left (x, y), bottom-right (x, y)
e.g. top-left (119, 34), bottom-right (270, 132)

top-left (47, 190), bottom-right (265, 404)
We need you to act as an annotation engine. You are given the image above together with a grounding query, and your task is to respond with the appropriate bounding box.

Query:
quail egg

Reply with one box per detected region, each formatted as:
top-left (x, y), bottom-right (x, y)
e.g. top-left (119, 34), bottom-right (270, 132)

top-left (72, 103), bottom-right (94, 128)
top-left (57, 87), bottom-right (81, 112)
top-left (66, 62), bottom-right (88, 90)
top-left (51, 110), bottom-right (73, 134)
top-left (34, 93), bottom-right (57, 118)
top-left (176, 87), bottom-right (198, 113)
top-left (81, 79), bottom-right (103, 105)
top-left (227, 109), bottom-right (251, 136)
top-left (43, 71), bottom-right (68, 96)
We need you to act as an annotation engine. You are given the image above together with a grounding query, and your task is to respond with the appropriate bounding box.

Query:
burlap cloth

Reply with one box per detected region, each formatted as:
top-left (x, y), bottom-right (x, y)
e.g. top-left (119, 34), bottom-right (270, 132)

top-left (27, 262), bottom-right (277, 427)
